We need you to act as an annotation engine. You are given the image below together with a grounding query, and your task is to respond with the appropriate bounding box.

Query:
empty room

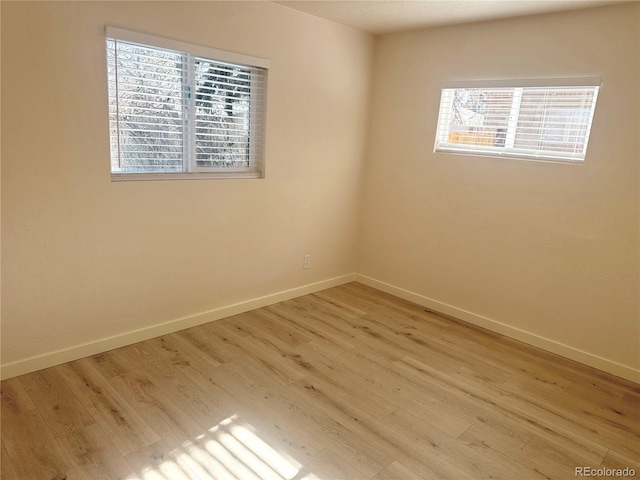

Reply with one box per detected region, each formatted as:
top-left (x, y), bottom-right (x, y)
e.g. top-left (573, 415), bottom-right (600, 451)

top-left (1, 1), bottom-right (639, 479)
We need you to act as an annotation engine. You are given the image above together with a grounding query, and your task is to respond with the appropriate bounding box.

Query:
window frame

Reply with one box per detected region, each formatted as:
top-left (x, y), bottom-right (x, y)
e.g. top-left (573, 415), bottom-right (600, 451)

top-left (433, 77), bottom-right (601, 164)
top-left (106, 26), bottom-right (269, 181)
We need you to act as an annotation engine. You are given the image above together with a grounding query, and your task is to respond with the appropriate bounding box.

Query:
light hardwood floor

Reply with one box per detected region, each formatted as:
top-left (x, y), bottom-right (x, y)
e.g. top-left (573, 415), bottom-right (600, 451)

top-left (2, 282), bottom-right (639, 480)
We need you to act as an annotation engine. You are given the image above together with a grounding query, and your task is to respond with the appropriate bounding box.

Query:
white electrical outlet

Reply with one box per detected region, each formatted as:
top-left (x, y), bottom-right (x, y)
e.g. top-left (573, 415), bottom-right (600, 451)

top-left (303, 254), bottom-right (311, 269)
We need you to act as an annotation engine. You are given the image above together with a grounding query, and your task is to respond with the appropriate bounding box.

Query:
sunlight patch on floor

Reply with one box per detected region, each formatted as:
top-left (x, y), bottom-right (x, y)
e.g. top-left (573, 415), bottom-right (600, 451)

top-left (132, 414), bottom-right (320, 480)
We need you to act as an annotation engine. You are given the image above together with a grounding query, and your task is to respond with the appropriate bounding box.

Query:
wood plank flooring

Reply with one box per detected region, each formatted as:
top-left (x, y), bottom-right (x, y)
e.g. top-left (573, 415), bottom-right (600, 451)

top-left (2, 282), bottom-right (639, 479)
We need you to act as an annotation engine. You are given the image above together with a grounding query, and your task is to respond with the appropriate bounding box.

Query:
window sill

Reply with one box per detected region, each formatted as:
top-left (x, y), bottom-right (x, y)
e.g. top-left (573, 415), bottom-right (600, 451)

top-left (111, 171), bottom-right (263, 182)
top-left (434, 146), bottom-right (585, 164)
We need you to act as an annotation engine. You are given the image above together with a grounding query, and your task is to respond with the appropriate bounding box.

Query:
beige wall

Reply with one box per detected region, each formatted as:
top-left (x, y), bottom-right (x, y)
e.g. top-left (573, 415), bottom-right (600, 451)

top-left (359, 4), bottom-right (640, 373)
top-left (1, 1), bottom-right (373, 367)
top-left (3, 1), bottom-right (638, 380)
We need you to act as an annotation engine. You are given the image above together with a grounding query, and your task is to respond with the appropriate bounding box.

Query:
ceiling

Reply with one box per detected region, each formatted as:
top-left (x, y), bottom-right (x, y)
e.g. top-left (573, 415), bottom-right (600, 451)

top-left (274, 0), bottom-right (623, 34)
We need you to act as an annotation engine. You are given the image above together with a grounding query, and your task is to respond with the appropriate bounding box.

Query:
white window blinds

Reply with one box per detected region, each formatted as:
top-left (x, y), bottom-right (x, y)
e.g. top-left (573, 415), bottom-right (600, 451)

top-left (434, 77), bottom-right (600, 162)
top-left (106, 27), bottom-right (268, 178)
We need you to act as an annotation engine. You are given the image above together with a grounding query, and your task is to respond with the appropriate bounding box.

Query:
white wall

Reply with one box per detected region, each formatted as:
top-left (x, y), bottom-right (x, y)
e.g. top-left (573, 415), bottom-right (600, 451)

top-left (1, 1), bottom-right (373, 374)
top-left (358, 3), bottom-right (640, 378)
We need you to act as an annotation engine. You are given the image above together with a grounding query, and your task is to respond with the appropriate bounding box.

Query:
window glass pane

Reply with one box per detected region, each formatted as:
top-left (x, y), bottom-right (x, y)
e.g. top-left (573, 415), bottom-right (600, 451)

top-left (194, 59), bottom-right (252, 169)
top-left (448, 88), bottom-right (512, 147)
top-left (514, 88), bottom-right (596, 155)
top-left (108, 39), bottom-right (184, 173)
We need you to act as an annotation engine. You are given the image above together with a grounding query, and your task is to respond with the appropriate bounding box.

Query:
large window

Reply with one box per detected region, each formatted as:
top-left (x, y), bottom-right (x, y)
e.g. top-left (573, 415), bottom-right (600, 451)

top-left (106, 27), bottom-right (269, 180)
top-left (434, 78), bottom-right (600, 162)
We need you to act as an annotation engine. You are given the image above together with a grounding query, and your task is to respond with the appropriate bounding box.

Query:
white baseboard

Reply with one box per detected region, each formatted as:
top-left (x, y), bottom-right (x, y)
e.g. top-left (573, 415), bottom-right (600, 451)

top-left (355, 274), bottom-right (640, 384)
top-left (4, 272), bottom-right (638, 384)
top-left (0, 274), bottom-right (356, 380)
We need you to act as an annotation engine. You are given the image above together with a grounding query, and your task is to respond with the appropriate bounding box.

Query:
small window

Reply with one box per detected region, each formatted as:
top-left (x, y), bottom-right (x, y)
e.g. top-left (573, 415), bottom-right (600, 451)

top-left (434, 78), bottom-right (600, 163)
top-left (106, 27), bottom-right (269, 180)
